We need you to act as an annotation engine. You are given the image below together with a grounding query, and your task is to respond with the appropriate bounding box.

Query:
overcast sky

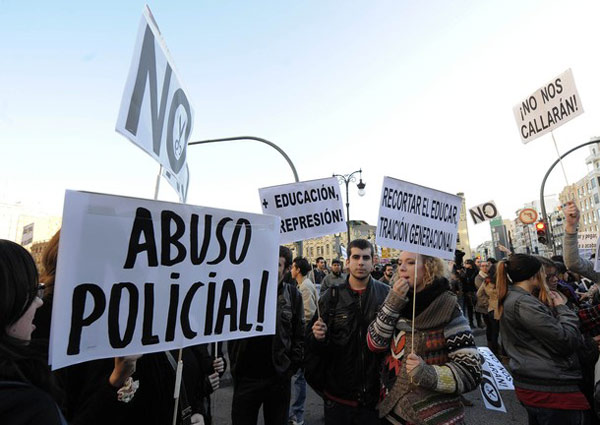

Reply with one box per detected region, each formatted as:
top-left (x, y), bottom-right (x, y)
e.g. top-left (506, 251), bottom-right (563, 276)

top-left (2, 0), bottom-right (599, 248)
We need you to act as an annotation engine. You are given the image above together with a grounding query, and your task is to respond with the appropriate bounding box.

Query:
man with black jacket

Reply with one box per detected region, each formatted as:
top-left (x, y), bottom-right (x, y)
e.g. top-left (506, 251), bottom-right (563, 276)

top-left (229, 246), bottom-right (304, 425)
top-left (305, 239), bottom-right (389, 425)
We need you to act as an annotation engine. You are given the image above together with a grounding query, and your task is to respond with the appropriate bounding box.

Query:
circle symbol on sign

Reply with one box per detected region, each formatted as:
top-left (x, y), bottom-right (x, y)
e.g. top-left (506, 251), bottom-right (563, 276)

top-left (166, 88), bottom-right (191, 173)
top-left (172, 104), bottom-right (187, 161)
top-left (481, 377), bottom-right (502, 408)
top-left (483, 203), bottom-right (497, 219)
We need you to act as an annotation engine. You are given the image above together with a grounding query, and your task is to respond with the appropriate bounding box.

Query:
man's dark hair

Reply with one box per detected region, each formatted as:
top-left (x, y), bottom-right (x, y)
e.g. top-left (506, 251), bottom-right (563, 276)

top-left (383, 264), bottom-right (393, 272)
top-left (347, 239), bottom-right (373, 257)
top-left (331, 259), bottom-right (342, 265)
top-left (279, 246), bottom-right (292, 269)
top-left (316, 256), bottom-right (324, 263)
top-left (551, 255), bottom-right (564, 263)
top-left (293, 256), bottom-right (311, 276)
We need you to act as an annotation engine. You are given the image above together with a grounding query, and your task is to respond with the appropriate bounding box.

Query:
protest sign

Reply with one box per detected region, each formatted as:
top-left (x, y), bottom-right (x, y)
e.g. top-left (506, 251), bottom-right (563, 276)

top-left (376, 177), bottom-right (461, 260)
top-left (469, 201), bottom-right (498, 225)
top-left (478, 347), bottom-right (514, 390)
top-left (21, 223), bottom-right (34, 246)
top-left (513, 68), bottom-right (583, 144)
top-left (50, 191), bottom-right (279, 369)
top-left (578, 232), bottom-right (597, 250)
top-left (116, 6), bottom-right (193, 202)
top-left (259, 177), bottom-right (346, 244)
top-left (480, 360), bottom-right (506, 412)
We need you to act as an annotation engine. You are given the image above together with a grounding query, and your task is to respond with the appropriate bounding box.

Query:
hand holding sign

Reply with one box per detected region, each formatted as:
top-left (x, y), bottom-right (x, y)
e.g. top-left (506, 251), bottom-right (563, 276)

top-left (212, 357), bottom-right (225, 374)
top-left (312, 318), bottom-right (327, 341)
top-left (564, 201), bottom-right (580, 233)
top-left (109, 354), bottom-right (143, 388)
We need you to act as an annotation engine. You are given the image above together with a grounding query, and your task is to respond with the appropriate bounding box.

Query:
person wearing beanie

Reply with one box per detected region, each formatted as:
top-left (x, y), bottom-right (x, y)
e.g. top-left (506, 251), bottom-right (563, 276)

top-left (497, 254), bottom-right (592, 424)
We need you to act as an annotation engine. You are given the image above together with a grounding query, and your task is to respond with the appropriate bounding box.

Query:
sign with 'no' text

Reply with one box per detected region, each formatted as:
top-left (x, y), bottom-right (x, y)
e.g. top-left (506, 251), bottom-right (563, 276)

top-left (116, 6), bottom-right (193, 202)
top-left (50, 191), bottom-right (279, 369)
top-left (513, 68), bottom-right (583, 144)
top-left (259, 177), bottom-right (346, 244)
top-left (376, 177), bottom-right (461, 260)
top-left (469, 201), bottom-right (498, 225)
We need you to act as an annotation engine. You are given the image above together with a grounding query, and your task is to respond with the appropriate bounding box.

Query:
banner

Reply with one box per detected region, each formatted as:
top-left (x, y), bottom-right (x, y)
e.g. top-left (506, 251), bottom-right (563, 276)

top-left (376, 177), bottom-right (461, 260)
top-left (259, 177), bottom-right (346, 244)
top-left (50, 191), bottom-right (279, 369)
top-left (513, 68), bottom-right (583, 144)
top-left (116, 6), bottom-right (193, 202)
top-left (578, 232), bottom-right (597, 250)
top-left (21, 223), bottom-right (34, 246)
top-left (469, 201), bottom-right (499, 225)
top-left (478, 347), bottom-right (514, 390)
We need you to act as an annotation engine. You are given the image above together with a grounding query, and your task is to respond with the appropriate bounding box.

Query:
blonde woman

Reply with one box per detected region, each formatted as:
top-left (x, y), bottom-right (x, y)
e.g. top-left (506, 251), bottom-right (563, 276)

top-left (367, 251), bottom-right (481, 425)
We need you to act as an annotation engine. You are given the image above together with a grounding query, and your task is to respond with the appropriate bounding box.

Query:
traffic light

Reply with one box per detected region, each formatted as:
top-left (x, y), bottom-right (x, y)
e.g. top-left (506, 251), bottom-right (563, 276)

top-left (536, 221), bottom-right (547, 244)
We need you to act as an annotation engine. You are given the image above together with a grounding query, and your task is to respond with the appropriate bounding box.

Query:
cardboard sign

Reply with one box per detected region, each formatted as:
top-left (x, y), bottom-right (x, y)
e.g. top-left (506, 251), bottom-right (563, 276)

top-left (594, 236), bottom-right (600, 272)
top-left (376, 177), bottom-right (461, 260)
top-left (21, 223), bottom-right (34, 246)
top-left (259, 177), bottom-right (346, 244)
top-left (480, 360), bottom-right (506, 412)
top-left (116, 6), bottom-right (193, 202)
top-left (513, 68), bottom-right (583, 144)
top-left (469, 201), bottom-right (498, 225)
top-left (478, 347), bottom-right (514, 390)
top-left (50, 191), bottom-right (279, 369)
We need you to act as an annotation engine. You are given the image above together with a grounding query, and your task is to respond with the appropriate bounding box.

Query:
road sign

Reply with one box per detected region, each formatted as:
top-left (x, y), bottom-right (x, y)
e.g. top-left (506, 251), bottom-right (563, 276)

top-left (518, 208), bottom-right (538, 225)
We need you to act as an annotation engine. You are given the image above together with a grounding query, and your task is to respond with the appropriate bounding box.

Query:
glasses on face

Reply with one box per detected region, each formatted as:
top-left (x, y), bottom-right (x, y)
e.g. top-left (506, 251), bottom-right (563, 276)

top-left (34, 283), bottom-right (45, 300)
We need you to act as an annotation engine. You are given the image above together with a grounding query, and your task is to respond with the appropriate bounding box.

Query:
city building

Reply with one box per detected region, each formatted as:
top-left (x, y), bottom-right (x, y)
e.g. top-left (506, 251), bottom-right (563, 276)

top-left (456, 192), bottom-right (472, 259)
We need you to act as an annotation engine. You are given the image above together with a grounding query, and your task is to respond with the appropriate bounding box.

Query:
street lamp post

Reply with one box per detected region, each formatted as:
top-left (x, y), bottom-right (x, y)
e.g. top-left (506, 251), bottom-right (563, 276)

top-left (333, 169), bottom-right (366, 247)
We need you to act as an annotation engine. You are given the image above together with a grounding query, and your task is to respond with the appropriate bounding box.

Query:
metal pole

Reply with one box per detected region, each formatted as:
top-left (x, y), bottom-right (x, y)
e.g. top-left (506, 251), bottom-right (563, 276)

top-left (539, 139), bottom-right (600, 252)
top-left (345, 179), bottom-right (351, 247)
top-left (188, 135), bottom-right (301, 253)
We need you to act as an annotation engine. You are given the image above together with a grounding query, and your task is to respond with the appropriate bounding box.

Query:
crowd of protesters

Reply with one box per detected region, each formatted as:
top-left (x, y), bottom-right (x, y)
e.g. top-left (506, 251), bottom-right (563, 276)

top-left (4, 199), bottom-right (600, 424)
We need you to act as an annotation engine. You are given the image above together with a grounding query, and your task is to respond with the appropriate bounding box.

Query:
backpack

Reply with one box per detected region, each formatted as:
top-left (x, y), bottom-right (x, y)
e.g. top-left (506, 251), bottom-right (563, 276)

top-left (304, 285), bottom-right (339, 397)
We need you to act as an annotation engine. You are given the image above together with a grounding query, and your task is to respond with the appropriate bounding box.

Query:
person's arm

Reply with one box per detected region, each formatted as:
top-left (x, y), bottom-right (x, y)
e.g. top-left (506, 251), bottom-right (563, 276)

top-left (518, 292), bottom-right (582, 356)
top-left (290, 285), bottom-right (305, 375)
top-left (476, 282), bottom-right (485, 297)
top-left (407, 312), bottom-right (481, 394)
top-left (366, 278), bottom-right (409, 352)
top-left (563, 201), bottom-right (600, 282)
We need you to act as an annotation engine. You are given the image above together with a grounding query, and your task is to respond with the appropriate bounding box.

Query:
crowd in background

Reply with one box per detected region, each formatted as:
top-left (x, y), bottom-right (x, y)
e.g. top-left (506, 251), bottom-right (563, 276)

top-left (4, 200), bottom-right (600, 424)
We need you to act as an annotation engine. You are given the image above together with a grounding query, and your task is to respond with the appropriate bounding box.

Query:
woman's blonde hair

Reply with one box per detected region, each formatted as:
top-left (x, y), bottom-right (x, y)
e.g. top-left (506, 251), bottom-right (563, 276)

top-left (420, 254), bottom-right (448, 286)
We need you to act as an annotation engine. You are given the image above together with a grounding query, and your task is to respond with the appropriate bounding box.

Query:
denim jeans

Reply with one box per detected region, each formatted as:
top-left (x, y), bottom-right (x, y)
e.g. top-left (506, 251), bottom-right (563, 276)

top-left (524, 406), bottom-right (591, 425)
top-left (289, 369), bottom-right (307, 424)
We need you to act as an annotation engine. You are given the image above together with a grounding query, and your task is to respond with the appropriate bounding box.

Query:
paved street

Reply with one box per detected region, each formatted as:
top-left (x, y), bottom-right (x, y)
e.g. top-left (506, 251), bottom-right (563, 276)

top-left (211, 329), bottom-right (527, 425)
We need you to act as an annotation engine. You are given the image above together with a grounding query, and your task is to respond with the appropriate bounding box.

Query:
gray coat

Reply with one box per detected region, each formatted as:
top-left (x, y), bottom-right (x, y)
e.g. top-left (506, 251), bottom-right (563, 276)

top-left (500, 286), bottom-right (583, 392)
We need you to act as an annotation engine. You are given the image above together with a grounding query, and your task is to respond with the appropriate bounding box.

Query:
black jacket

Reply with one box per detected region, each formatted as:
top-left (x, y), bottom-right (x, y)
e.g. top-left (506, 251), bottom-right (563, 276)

top-left (0, 381), bottom-right (66, 425)
top-left (229, 281), bottom-right (304, 378)
top-left (305, 277), bottom-right (389, 407)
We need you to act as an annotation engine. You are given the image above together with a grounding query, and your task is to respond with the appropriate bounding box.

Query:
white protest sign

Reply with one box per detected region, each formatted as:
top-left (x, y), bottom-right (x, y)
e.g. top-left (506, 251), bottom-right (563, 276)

top-left (469, 201), bottom-right (499, 225)
top-left (578, 232), bottom-right (597, 250)
top-left (50, 191), bottom-right (279, 369)
top-left (478, 347), bottom-right (514, 390)
top-left (21, 223), bottom-right (34, 246)
top-left (259, 177), bottom-right (346, 244)
top-left (116, 6), bottom-right (193, 202)
top-left (376, 177), bottom-right (461, 260)
top-left (513, 68), bottom-right (583, 144)
top-left (480, 360), bottom-right (506, 412)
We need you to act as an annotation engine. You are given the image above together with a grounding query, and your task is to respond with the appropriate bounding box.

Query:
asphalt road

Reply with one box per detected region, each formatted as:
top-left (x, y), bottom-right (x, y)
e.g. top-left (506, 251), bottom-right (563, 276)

top-left (210, 329), bottom-right (528, 425)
